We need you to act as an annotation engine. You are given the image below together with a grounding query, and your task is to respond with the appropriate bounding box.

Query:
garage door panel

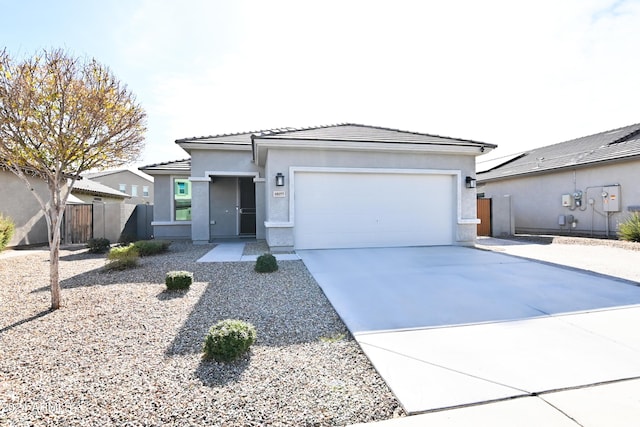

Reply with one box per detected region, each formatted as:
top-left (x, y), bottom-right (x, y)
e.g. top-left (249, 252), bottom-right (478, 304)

top-left (294, 172), bottom-right (454, 249)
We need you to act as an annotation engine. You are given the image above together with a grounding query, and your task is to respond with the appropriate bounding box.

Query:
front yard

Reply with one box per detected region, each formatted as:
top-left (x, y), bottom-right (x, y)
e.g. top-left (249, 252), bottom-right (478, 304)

top-left (0, 243), bottom-right (403, 426)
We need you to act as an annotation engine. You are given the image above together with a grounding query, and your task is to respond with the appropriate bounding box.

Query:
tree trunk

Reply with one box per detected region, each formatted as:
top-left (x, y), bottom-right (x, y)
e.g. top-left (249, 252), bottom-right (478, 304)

top-left (50, 241), bottom-right (61, 310)
top-left (48, 203), bottom-right (64, 310)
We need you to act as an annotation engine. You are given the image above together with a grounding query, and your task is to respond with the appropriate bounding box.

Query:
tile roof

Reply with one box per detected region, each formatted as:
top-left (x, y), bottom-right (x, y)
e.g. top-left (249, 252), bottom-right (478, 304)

top-left (478, 123), bottom-right (640, 181)
top-left (71, 179), bottom-right (130, 198)
top-left (138, 158), bottom-right (191, 173)
top-left (175, 123), bottom-right (495, 148)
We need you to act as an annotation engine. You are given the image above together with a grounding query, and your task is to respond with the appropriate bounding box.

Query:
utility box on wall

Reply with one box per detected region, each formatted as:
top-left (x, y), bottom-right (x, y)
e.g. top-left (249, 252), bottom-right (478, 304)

top-left (603, 185), bottom-right (621, 212)
top-left (561, 194), bottom-right (573, 207)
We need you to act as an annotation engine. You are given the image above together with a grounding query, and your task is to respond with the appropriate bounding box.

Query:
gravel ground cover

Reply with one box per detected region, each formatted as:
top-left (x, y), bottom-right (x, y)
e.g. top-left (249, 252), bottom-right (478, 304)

top-left (0, 242), bottom-right (403, 426)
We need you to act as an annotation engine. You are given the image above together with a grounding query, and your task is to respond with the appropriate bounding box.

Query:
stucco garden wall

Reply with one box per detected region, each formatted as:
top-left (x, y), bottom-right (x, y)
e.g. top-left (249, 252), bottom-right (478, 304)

top-left (0, 170), bottom-right (49, 246)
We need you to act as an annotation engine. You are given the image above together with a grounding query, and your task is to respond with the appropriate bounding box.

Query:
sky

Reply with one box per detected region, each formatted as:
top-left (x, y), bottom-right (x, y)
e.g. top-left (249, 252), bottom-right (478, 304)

top-left (1, 0), bottom-right (639, 167)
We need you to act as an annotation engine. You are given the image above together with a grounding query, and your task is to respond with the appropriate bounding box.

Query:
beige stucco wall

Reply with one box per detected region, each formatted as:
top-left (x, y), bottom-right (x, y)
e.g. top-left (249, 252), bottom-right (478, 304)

top-left (0, 170), bottom-right (50, 246)
top-left (479, 160), bottom-right (640, 237)
top-left (89, 170), bottom-right (153, 205)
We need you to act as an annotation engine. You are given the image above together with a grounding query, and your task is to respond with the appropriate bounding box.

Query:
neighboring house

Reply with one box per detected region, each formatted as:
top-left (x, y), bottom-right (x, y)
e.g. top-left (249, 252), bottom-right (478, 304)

top-left (477, 122), bottom-right (640, 237)
top-left (70, 179), bottom-right (131, 204)
top-left (140, 123), bottom-right (494, 251)
top-left (0, 168), bottom-right (129, 246)
top-left (83, 168), bottom-right (154, 205)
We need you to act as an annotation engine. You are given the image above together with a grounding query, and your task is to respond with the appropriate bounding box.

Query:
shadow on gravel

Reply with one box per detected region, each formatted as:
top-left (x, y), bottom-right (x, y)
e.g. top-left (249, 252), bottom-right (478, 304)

top-left (0, 309), bottom-right (52, 335)
top-left (195, 353), bottom-right (252, 386)
top-left (157, 289), bottom-right (189, 300)
top-left (30, 262), bottom-right (167, 293)
top-left (166, 261), bottom-right (348, 356)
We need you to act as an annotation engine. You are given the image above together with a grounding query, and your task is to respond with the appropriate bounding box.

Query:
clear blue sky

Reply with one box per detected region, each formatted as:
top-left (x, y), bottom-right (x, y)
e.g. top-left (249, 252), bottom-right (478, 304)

top-left (2, 0), bottom-right (639, 166)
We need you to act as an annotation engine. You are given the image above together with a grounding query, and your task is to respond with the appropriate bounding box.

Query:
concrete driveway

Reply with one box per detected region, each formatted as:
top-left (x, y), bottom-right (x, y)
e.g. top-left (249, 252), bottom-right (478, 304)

top-left (298, 245), bottom-right (640, 419)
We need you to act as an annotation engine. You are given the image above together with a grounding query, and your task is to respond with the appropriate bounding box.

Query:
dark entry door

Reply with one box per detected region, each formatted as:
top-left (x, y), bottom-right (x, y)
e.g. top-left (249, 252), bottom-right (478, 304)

top-left (239, 177), bottom-right (256, 235)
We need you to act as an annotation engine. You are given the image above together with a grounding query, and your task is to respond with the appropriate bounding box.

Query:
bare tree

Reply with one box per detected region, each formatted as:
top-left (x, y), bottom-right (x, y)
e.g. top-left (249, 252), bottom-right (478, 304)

top-left (0, 48), bottom-right (146, 310)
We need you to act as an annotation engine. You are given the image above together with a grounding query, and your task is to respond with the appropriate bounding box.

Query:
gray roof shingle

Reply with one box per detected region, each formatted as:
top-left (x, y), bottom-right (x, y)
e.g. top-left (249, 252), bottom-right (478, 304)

top-left (478, 123), bottom-right (640, 181)
top-left (176, 123), bottom-right (495, 149)
top-left (139, 159), bottom-right (191, 173)
top-left (71, 179), bottom-right (130, 199)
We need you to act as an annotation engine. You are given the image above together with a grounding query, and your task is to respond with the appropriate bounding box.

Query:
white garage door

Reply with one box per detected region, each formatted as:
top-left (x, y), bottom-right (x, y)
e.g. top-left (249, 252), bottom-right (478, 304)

top-left (293, 171), bottom-right (454, 249)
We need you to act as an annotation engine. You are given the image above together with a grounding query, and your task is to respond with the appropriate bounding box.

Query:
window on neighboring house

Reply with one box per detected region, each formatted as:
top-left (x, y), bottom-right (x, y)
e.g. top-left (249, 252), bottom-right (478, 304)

top-left (119, 184), bottom-right (126, 193)
top-left (174, 178), bottom-right (191, 221)
top-left (142, 186), bottom-right (149, 197)
top-left (131, 185), bottom-right (138, 197)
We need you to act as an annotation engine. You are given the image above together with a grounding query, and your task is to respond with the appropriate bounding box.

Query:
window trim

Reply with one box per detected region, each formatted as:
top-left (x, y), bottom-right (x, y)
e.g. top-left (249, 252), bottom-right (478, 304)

top-left (172, 176), bottom-right (192, 221)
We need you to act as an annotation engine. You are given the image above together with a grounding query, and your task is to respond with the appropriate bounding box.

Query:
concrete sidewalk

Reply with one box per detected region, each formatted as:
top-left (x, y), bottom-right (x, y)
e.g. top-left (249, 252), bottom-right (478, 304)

top-left (350, 377), bottom-right (640, 426)
top-left (197, 242), bottom-right (300, 262)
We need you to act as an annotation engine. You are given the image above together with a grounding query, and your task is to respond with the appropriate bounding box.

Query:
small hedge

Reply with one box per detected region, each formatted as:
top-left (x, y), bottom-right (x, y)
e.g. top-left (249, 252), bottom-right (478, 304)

top-left (255, 253), bottom-right (278, 273)
top-left (105, 244), bottom-right (139, 270)
top-left (165, 270), bottom-right (193, 291)
top-left (0, 214), bottom-right (15, 252)
top-left (203, 319), bottom-right (257, 362)
top-left (133, 239), bottom-right (171, 256)
top-left (86, 238), bottom-right (111, 254)
top-left (619, 213), bottom-right (640, 242)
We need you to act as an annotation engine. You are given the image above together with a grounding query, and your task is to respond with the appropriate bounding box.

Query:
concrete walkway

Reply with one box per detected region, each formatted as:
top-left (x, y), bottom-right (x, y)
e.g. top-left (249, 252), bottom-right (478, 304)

top-left (297, 245), bottom-right (640, 425)
top-left (197, 242), bottom-right (300, 262)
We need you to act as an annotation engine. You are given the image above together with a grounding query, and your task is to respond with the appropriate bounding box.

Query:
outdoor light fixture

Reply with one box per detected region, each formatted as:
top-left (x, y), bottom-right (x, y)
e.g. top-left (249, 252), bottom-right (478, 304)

top-left (275, 172), bottom-right (285, 186)
top-left (465, 176), bottom-right (477, 188)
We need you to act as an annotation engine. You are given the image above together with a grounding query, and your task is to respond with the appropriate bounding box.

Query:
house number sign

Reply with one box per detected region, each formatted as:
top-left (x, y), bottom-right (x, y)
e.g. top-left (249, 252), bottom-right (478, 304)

top-left (273, 191), bottom-right (286, 198)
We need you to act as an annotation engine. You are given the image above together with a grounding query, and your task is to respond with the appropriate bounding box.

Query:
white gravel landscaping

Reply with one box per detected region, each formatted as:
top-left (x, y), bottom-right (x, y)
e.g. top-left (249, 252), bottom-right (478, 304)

top-left (0, 242), bottom-right (404, 426)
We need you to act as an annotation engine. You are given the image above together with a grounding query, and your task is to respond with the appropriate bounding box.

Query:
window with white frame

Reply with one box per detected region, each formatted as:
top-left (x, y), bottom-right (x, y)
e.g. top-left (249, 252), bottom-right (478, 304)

top-left (119, 183), bottom-right (126, 192)
top-left (131, 185), bottom-right (138, 197)
top-left (174, 178), bottom-right (192, 221)
top-left (142, 186), bottom-right (149, 197)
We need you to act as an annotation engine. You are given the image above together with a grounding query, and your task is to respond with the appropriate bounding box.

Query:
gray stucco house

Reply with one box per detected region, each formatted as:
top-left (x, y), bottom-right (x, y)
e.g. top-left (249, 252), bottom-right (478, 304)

top-left (477, 122), bottom-right (640, 237)
top-left (140, 123), bottom-right (494, 251)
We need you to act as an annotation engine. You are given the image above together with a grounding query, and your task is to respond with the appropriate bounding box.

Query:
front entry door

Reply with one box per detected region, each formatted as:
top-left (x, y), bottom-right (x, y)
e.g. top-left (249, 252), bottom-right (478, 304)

top-left (239, 177), bottom-right (256, 235)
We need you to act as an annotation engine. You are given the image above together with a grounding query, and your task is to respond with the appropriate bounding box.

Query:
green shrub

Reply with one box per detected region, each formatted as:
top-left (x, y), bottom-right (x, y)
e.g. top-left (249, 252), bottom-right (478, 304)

top-left (255, 253), bottom-right (278, 273)
top-left (165, 270), bottom-right (193, 291)
top-left (0, 214), bottom-right (15, 252)
top-left (203, 319), bottom-right (257, 362)
top-left (133, 239), bottom-right (171, 256)
top-left (619, 213), bottom-right (640, 242)
top-left (105, 244), bottom-right (139, 270)
top-left (86, 237), bottom-right (111, 254)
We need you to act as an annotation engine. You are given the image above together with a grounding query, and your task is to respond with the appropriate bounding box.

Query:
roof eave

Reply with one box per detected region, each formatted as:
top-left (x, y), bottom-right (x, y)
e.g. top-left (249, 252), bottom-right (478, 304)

top-left (477, 154), bottom-right (640, 183)
top-left (253, 139), bottom-right (490, 166)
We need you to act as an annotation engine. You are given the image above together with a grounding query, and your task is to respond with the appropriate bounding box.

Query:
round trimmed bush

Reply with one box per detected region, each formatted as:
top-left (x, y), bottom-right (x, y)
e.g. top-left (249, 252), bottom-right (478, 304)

top-left (255, 253), bottom-right (278, 273)
top-left (203, 319), bottom-right (257, 362)
top-left (165, 270), bottom-right (193, 291)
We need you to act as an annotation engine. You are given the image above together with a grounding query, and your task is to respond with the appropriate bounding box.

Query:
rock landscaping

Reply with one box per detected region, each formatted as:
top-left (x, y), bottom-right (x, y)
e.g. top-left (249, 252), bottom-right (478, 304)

top-left (0, 242), bottom-right (404, 426)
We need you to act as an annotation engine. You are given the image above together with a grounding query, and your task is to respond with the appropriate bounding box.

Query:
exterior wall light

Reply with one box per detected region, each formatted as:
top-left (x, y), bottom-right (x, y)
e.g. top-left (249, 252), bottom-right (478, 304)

top-left (275, 172), bottom-right (285, 187)
top-left (465, 176), bottom-right (476, 188)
